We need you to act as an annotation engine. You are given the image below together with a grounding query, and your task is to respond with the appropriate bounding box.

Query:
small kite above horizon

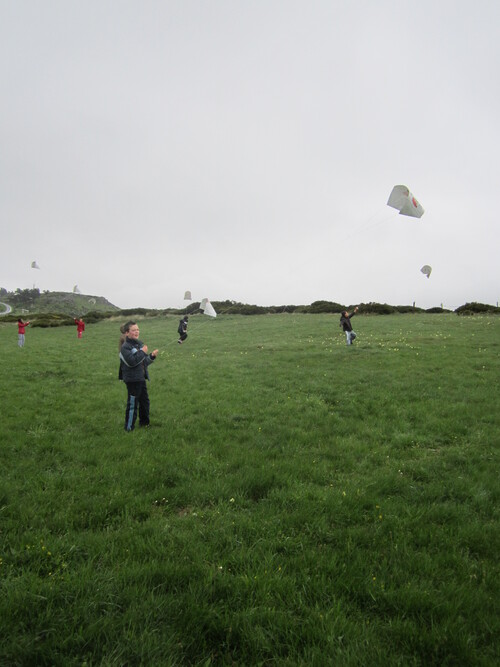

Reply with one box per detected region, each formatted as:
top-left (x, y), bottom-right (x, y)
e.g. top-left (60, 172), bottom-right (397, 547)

top-left (73, 285), bottom-right (81, 294)
top-left (387, 185), bottom-right (424, 218)
top-left (31, 261), bottom-right (40, 269)
top-left (184, 290), bottom-right (192, 300)
top-left (201, 298), bottom-right (217, 318)
top-left (420, 265), bottom-right (432, 278)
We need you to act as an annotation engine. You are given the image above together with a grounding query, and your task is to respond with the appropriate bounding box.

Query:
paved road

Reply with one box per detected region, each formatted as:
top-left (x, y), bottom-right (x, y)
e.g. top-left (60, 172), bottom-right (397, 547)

top-left (0, 302), bottom-right (12, 316)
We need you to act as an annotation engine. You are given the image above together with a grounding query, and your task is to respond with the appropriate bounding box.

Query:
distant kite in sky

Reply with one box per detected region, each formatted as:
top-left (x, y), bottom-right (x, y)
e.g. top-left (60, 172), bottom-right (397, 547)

top-left (387, 185), bottom-right (424, 218)
top-left (184, 290), bottom-right (192, 300)
top-left (31, 261), bottom-right (40, 269)
top-left (201, 298), bottom-right (217, 318)
top-left (420, 265), bottom-right (432, 278)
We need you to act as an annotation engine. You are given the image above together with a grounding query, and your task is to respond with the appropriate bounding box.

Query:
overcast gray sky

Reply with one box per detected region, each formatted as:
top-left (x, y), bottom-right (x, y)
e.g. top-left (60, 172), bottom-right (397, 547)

top-left (1, 0), bottom-right (499, 310)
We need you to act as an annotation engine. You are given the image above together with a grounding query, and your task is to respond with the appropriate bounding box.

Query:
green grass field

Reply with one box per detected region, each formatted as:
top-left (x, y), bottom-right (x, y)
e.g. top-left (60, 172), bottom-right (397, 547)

top-left (1, 313), bottom-right (499, 666)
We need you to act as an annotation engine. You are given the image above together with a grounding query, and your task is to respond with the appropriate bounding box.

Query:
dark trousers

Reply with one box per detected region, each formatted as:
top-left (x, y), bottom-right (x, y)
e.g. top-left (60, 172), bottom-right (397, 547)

top-left (124, 381), bottom-right (150, 431)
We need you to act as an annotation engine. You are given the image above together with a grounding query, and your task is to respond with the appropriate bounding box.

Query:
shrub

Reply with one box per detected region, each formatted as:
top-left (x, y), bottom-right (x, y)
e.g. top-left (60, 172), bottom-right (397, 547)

top-left (357, 302), bottom-right (395, 314)
top-left (426, 307), bottom-right (451, 314)
top-left (304, 300), bottom-right (345, 314)
top-left (394, 304), bottom-right (425, 313)
top-left (455, 302), bottom-right (500, 315)
top-left (32, 314), bottom-right (74, 328)
top-left (119, 308), bottom-right (150, 316)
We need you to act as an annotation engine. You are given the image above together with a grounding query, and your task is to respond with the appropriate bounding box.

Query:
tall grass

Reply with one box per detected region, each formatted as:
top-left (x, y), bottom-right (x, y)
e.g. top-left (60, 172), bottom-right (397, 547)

top-left (1, 313), bottom-right (499, 665)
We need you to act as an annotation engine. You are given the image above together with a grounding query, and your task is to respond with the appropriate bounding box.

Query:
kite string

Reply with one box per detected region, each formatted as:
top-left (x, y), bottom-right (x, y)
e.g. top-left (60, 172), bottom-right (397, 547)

top-left (161, 212), bottom-right (398, 348)
top-left (274, 208), bottom-right (398, 286)
top-left (160, 210), bottom-right (401, 352)
top-left (334, 211), bottom-right (397, 246)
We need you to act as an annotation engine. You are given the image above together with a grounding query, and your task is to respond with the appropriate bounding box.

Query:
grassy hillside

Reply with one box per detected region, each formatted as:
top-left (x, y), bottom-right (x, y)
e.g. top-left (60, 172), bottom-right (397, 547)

top-left (0, 289), bottom-right (119, 317)
top-left (1, 313), bottom-right (499, 665)
top-left (37, 291), bottom-right (119, 315)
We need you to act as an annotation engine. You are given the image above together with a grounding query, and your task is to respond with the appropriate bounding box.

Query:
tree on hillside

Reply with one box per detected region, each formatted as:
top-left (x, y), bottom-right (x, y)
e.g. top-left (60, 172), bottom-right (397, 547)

top-left (8, 288), bottom-right (41, 308)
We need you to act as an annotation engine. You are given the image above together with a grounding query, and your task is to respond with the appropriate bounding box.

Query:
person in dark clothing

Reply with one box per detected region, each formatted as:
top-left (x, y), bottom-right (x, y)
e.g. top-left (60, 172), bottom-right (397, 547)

top-left (178, 315), bottom-right (188, 344)
top-left (340, 306), bottom-right (359, 346)
top-left (119, 321), bottom-right (159, 431)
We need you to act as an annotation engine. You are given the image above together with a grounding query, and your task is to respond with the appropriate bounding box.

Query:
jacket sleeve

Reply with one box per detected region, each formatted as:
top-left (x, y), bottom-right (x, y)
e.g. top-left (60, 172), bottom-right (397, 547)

top-left (144, 353), bottom-right (156, 368)
top-left (120, 342), bottom-right (148, 368)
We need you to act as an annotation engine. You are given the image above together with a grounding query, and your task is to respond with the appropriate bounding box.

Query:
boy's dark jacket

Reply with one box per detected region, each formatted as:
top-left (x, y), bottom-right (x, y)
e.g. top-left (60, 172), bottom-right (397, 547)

top-left (340, 311), bottom-right (356, 332)
top-left (120, 337), bottom-right (156, 382)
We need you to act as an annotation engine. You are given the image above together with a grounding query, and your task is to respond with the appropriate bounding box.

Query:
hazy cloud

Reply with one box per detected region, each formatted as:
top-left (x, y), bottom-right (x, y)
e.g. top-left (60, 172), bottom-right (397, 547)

top-left (1, 0), bottom-right (499, 309)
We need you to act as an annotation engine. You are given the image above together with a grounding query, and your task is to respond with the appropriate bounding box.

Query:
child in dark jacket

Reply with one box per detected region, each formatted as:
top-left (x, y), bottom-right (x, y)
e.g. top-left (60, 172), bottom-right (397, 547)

top-left (119, 321), bottom-right (159, 431)
top-left (178, 316), bottom-right (188, 344)
top-left (340, 307), bottom-right (359, 346)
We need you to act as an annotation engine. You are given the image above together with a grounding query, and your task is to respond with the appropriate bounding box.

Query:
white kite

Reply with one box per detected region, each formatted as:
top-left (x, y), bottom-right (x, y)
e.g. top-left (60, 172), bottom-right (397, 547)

top-left (420, 265), bottom-right (432, 279)
top-left (184, 290), bottom-right (192, 300)
top-left (31, 261), bottom-right (40, 269)
top-left (201, 298), bottom-right (217, 318)
top-left (88, 298), bottom-right (96, 305)
top-left (73, 285), bottom-right (81, 294)
top-left (387, 185), bottom-right (424, 218)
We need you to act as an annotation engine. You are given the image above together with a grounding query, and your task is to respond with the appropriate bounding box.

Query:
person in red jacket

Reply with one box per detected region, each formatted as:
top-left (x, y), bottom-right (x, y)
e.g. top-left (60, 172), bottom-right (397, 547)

top-left (17, 318), bottom-right (30, 347)
top-left (74, 317), bottom-right (85, 339)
